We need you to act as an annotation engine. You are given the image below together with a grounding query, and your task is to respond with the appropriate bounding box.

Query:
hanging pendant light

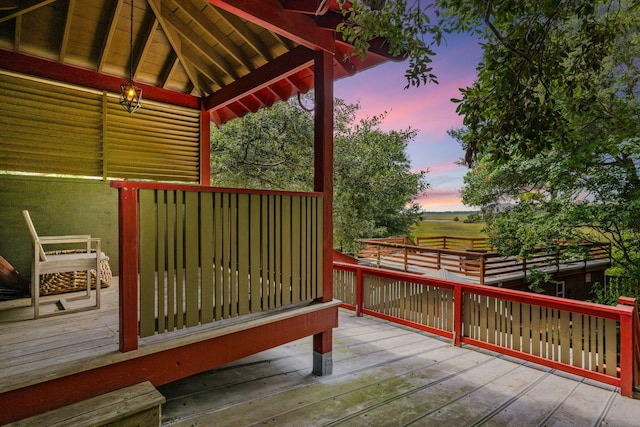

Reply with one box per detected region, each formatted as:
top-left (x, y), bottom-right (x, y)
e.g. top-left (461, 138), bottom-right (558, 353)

top-left (120, 0), bottom-right (142, 113)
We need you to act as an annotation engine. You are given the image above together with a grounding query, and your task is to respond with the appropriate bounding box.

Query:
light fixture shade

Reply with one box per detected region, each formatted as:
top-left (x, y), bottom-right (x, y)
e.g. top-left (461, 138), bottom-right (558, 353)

top-left (119, 79), bottom-right (142, 113)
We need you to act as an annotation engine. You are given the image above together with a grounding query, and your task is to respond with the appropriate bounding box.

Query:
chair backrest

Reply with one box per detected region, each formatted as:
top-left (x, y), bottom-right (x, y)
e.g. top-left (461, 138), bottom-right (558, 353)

top-left (22, 210), bottom-right (47, 262)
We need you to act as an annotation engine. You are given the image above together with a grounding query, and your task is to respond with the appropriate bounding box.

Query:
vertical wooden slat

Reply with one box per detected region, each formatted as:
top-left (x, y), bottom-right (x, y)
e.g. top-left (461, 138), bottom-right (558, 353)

top-left (589, 315), bottom-right (597, 371)
top-left (260, 194), bottom-right (270, 310)
top-left (487, 297), bottom-right (496, 344)
top-left (300, 196), bottom-right (308, 301)
top-left (531, 305), bottom-right (540, 356)
top-left (230, 194), bottom-right (238, 316)
top-left (156, 191), bottom-right (166, 333)
top-left (237, 194), bottom-right (250, 315)
top-left (214, 192), bottom-right (223, 320)
top-left (176, 191), bottom-right (185, 329)
top-left (597, 316), bottom-right (605, 373)
top-left (291, 196), bottom-right (301, 303)
top-left (184, 191), bottom-right (199, 327)
top-left (316, 197), bottom-right (323, 298)
top-left (604, 318), bottom-right (617, 376)
top-left (522, 303), bottom-right (531, 354)
top-left (268, 195), bottom-right (276, 309)
top-left (479, 295), bottom-right (488, 343)
top-left (305, 196), bottom-right (312, 300)
top-left (572, 313), bottom-right (583, 368)
top-left (250, 194), bottom-right (262, 312)
top-left (222, 193), bottom-right (231, 317)
top-left (274, 196), bottom-right (281, 307)
top-left (166, 191), bottom-right (176, 331)
top-left (138, 189), bottom-right (156, 337)
top-left (512, 302), bottom-right (521, 352)
top-left (560, 311), bottom-right (571, 364)
top-left (282, 196), bottom-right (292, 306)
top-left (200, 192), bottom-right (214, 323)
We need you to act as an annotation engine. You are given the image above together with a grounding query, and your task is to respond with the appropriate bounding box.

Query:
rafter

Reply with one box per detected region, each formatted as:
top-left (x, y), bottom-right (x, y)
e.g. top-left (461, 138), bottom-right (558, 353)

top-left (160, 1), bottom-right (238, 80)
top-left (58, 0), bottom-right (74, 63)
top-left (0, 0), bottom-right (55, 24)
top-left (176, 0), bottom-right (254, 72)
top-left (147, 0), bottom-right (203, 95)
top-left (286, 73), bottom-right (310, 94)
top-left (97, 0), bottom-right (123, 73)
top-left (212, 8), bottom-right (272, 62)
top-left (132, 16), bottom-right (159, 81)
top-left (208, 0), bottom-right (334, 53)
top-left (204, 45), bottom-right (315, 111)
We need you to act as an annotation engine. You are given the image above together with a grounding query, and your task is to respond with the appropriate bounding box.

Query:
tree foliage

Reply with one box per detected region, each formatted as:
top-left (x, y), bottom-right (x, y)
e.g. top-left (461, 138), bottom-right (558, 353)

top-left (210, 97), bottom-right (427, 254)
top-left (442, 0), bottom-right (640, 296)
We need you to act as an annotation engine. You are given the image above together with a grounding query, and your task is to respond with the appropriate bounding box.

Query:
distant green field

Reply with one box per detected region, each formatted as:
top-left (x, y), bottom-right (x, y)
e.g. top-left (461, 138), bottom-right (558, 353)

top-left (411, 213), bottom-right (486, 239)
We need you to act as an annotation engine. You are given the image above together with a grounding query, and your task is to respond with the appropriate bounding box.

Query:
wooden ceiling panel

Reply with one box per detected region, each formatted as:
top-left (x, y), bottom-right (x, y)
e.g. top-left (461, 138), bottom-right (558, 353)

top-left (0, 0), bottom-right (395, 124)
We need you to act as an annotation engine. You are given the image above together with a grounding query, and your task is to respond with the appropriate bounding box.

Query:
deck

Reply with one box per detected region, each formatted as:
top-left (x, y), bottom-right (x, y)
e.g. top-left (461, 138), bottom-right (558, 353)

top-left (2, 280), bottom-right (639, 426)
top-left (159, 308), bottom-right (640, 426)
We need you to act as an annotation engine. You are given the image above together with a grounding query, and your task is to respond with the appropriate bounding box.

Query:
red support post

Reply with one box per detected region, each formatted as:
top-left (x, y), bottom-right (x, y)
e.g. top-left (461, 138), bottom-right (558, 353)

top-left (116, 186), bottom-right (140, 352)
top-left (312, 48), bottom-right (334, 376)
top-left (617, 296), bottom-right (638, 397)
top-left (453, 284), bottom-right (463, 346)
top-left (200, 100), bottom-right (211, 186)
top-left (356, 267), bottom-right (364, 317)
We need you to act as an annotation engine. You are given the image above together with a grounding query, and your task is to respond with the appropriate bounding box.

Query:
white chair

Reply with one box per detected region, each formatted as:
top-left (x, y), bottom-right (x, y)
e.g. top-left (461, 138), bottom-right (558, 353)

top-left (22, 210), bottom-right (104, 318)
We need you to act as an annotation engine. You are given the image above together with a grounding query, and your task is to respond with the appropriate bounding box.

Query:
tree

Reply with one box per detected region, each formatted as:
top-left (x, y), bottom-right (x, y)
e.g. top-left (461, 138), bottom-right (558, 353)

top-left (210, 97), bottom-right (427, 254)
top-left (441, 0), bottom-right (640, 297)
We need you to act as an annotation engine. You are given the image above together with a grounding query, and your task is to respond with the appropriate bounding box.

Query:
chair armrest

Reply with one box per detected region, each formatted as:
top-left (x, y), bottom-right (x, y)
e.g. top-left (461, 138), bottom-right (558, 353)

top-left (38, 236), bottom-right (100, 245)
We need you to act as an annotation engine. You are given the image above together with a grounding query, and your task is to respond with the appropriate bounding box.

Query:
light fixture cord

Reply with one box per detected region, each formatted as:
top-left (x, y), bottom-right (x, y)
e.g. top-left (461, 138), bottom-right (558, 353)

top-left (129, 0), bottom-right (133, 81)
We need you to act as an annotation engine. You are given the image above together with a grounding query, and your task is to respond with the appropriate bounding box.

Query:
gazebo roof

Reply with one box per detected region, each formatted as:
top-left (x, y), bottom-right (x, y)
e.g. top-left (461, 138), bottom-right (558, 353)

top-left (0, 0), bottom-right (398, 125)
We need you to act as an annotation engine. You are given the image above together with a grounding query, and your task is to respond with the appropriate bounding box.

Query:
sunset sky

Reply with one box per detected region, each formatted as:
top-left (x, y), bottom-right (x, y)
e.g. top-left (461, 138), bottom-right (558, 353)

top-left (334, 32), bottom-right (483, 212)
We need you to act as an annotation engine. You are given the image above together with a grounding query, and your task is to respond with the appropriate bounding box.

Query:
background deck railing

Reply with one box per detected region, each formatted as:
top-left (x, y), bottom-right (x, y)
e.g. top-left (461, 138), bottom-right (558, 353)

top-left (113, 181), bottom-right (324, 351)
top-left (358, 238), bottom-right (611, 285)
top-left (333, 262), bottom-right (640, 396)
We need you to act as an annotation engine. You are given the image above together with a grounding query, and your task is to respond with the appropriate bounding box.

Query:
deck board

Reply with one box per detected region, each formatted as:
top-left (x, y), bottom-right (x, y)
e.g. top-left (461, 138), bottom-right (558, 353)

top-left (159, 310), bottom-right (640, 427)
top-left (2, 280), bottom-right (640, 426)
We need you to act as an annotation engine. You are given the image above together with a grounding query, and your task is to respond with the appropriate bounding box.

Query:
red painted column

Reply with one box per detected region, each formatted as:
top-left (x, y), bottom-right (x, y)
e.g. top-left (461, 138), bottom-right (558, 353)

top-left (313, 48), bottom-right (334, 375)
top-left (617, 296), bottom-right (637, 397)
top-left (117, 186), bottom-right (140, 352)
top-left (356, 266), bottom-right (364, 317)
top-left (453, 284), bottom-right (463, 346)
top-left (200, 99), bottom-right (211, 186)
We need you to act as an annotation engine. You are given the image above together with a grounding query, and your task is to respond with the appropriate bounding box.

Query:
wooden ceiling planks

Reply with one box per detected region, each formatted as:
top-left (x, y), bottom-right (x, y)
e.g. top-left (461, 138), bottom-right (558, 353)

top-left (0, 0), bottom-right (396, 124)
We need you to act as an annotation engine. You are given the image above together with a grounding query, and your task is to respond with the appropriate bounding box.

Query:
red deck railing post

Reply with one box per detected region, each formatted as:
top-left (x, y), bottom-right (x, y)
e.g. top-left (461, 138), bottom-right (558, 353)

top-left (356, 267), bottom-right (364, 317)
top-left (617, 296), bottom-right (638, 397)
top-left (453, 284), bottom-right (463, 346)
top-left (117, 185), bottom-right (139, 352)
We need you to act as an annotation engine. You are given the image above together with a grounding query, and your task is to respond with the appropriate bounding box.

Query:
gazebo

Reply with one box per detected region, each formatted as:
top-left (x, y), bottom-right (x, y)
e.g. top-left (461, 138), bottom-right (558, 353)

top-left (0, 0), bottom-right (397, 423)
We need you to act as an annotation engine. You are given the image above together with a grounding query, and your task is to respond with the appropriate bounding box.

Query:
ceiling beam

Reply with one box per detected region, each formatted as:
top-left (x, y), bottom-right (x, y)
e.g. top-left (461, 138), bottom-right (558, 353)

top-left (213, 8), bottom-right (272, 62)
top-left (204, 45), bottom-right (315, 111)
top-left (208, 0), bottom-right (335, 53)
top-left (0, 0), bottom-right (55, 24)
top-left (147, 0), bottom-right (203, 95)
top-left (97, 0), bottom-right (123, 73)
top-left (58, 0), bottom-right (74, 63)
top-left (160, 1), bottom-right (238, 80)
top-left (0, 48), bottom-right (200, 108)
top-left (133, 16), bottom-right (159, 81)
top-left (176, 0), bottom-right (254, 72)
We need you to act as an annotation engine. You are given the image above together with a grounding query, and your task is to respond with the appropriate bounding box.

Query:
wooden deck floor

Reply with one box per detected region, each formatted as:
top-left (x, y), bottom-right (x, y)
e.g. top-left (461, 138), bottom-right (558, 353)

top-left (160, 310), bottom-right (640, 427)
top-left (2, 281), bottom-right (640, 426)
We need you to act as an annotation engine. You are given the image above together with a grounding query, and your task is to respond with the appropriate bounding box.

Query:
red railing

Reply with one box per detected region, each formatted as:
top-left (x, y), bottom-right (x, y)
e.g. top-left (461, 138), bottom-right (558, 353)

top-left (333, 261), bottom-right (640, 396)
top-left (112, 180), bottom-right (325, 352)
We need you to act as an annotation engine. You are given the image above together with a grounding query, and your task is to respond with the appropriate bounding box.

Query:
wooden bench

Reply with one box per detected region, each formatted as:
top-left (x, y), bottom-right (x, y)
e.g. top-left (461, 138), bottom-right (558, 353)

top-left (8, 381), bottom-right (165, 427)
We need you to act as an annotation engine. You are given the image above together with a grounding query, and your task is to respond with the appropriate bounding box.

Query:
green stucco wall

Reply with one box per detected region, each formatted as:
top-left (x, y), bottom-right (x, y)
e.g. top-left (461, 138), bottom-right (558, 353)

top-left (0, 175), bottom-right (119, 284)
